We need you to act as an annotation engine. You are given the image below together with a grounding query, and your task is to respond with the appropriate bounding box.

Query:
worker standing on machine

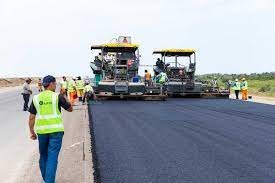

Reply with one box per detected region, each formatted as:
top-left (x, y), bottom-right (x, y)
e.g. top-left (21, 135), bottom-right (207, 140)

top-left (144, 70), bottom-right (152, 86)
top-left (241, 78), bottom-right (248, 100)
top-left (76, 76), bottom-right (85, 102)
top-left (157, 71), bottom-right (168, 94)
top-left (156, 58), bottom-right (165, 72)
top-left (232, 79), bottom-right (241, 99)
top-left (67, 78), bottom-right (76, 105)
top-left (211, 77), bottom-right (218, 92)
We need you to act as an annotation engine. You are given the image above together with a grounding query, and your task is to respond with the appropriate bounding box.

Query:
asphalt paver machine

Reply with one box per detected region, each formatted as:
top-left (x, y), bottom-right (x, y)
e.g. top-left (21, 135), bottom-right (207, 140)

top-left (90, 39), bottom-right (166, 100)
top-left (153, 49), bottom-right (229, 98)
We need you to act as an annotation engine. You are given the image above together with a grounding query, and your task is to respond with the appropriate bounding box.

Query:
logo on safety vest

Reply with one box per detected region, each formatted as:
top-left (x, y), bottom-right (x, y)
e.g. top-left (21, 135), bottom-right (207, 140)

top-left (39, 101), bottom-right (52, 105)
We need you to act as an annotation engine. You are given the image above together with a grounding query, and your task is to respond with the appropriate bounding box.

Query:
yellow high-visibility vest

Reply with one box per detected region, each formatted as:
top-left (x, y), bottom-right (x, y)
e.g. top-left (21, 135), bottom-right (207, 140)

top-left (76, 80), bottom-right (85, 90)
top-left (33, 90), bottom-right (64, 134)
top-left (241, 81), bottom-right (248, 90)
top-left (68, 80), bottom-right (76, 92)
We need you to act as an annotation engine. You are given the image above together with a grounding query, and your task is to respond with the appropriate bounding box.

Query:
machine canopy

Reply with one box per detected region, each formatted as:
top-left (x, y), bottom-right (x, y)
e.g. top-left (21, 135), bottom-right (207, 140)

top-left (153, 49), bottom-right (196, 57)
top-left (91, 43), bottom-right (139, 52)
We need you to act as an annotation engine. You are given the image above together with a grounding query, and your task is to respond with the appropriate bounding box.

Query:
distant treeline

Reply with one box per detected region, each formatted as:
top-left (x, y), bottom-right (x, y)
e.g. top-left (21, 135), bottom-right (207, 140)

top-left (197, 72), bottom-right (275, 83)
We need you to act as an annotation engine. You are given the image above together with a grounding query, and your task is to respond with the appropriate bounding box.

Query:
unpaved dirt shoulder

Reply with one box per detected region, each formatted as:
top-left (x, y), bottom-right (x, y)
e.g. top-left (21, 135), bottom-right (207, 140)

top-left (230, 94), bottom-right (275, 105)
top-left (18, 104), bottom-right (94, 183)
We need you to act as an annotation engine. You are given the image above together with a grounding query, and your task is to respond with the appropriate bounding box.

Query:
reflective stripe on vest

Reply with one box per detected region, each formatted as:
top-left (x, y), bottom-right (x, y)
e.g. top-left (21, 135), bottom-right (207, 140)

top-left (159, 73), bottom-right (167, 83)
top-left (33, 91), bottom-right (64, 134)
top-left (61, 81), bottom-right (68, 89)
top-left (76, 80), bottom-right (84, 90)
top-left (84, 85), bottom-right (93, 92)
top-left (241, 81), bottom-right (248, 90)
top-left (67, 81), bottom-right (75, 92)
top-left (232, 82), bottom-right (241, 90)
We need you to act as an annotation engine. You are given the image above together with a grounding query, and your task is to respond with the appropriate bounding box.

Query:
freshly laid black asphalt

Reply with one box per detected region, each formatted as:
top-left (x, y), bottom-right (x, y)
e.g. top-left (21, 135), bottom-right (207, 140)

top-left (89, 99), bottom-right (275, 183)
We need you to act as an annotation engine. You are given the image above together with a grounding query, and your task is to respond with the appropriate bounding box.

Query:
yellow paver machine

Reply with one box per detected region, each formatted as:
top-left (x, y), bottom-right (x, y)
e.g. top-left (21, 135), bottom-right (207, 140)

top-left (90, 38), bottom-right (166, 100)
top-left (153, 49), bottom-right (230, 98)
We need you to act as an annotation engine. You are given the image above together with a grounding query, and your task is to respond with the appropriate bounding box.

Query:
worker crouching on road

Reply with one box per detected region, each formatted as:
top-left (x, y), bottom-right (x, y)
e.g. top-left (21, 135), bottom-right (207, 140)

top-left (67, 78), bottom-right (76, 106)
top-left (22, 78), bottom-right (33, 111)
top-left (241, 78), bottom-right (248, 100)
top-left (76, 76), bottom-right (85, 102)
top-left (28, 75), bottom-right (73, 183)
top-left (83, 82), bottom-right (96, 105)
top-left (232, 79), bottom-right (241, 99)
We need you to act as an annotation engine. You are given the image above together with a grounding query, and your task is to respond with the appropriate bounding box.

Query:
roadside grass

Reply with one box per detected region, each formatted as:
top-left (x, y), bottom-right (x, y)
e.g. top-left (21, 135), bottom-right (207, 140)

top-left (246, 80), bottom-right (275, 97)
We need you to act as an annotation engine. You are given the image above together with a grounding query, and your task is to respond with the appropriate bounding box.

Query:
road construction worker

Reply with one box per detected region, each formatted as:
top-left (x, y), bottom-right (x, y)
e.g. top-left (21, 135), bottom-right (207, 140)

top-left (38, 78), bottom-right (43, 92)
top-left (152, 71), bottom-right (160, 84)
top-left (144, 70), bottom-right (152, 86)
top-left (98, 53), bottom-right (103, 61)
top-left (76, 76), bottom-right (85, 102)
top-left (232, 79), bottom-right (241, 99)
top-left (241, 78), bottom-right (248, 100)
top-left (28, 75), bottom-right (73, 183)
top-left (158, 71), bottom-right (168, 85)
top-left (67, 78), bottom-right (76, 105)
top-left (157, 71), bottom-right (168, 94)
top-left (156, 58), bottom-right (165, 72)
top-left (60, 76), bottom-right (68, 96)
top-left (83, 83), bottom-right (96, 104)
top-left (211, 77), bottom-right (218, 91)
top-left (22, 78), bottom-right (33, 111)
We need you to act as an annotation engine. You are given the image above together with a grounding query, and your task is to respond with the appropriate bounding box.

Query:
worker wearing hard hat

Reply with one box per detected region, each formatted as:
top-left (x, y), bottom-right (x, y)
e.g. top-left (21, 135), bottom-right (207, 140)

top-left (157, 71), bottom-right (168, 94)
top-left (67, 78), bottom-right (76, 105)
top-left (241, 78), bottom-right (248, 100)
top-left (76, 76), bottom-right (85, 102)
top-left (28, 75), bottom-right (73, 183)
top-left (232, 79), bottom-right (241, 99)
top-left (83, 82), bottom-right (96, 104)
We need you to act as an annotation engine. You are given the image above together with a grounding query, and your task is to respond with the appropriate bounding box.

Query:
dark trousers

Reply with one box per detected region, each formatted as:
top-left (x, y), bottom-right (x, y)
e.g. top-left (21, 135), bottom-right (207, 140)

top-left (23, 94), bottom-right (30, 110)
top-left (38, 132), bottom-right (64, 183)
top-left (83, 92), bottom-right (93, 104)
top-left (235, 90), bottom-right (240, 99)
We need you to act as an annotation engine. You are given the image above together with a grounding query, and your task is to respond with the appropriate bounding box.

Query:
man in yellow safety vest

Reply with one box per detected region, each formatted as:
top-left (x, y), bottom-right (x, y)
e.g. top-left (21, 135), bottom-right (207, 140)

top-left (67, 78), bottom-right (76, 105)
top-left (232, 79), bottom-right (241, 99)
top-left (241, 78), bottom-right (248, 100)
top-left (76, 76), bottom-right (85, 102)
top-left (28, 75), bottom-right (73, 183)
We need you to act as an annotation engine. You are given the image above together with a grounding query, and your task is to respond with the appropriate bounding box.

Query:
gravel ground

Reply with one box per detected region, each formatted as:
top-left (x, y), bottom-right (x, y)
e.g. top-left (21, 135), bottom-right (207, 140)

top-left (89, 99), bottom-right (275, 183)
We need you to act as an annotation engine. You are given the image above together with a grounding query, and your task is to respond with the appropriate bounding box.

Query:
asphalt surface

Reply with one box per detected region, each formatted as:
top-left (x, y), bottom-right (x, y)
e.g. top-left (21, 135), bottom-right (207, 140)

top-left (89, 99), bottom-right (275, 183)
top-left (0, 87), bottom-right (36, 183)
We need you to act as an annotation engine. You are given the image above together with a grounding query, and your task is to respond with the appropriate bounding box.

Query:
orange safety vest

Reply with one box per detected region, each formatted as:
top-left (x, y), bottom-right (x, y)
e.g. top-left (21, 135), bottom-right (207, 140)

top-left (145, 72), bottom-right (151, 81)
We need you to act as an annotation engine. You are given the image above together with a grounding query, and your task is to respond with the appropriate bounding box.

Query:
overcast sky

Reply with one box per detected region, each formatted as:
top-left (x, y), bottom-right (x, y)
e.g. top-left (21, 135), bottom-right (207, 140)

top-left (0, 0), bottom-right (274, 77)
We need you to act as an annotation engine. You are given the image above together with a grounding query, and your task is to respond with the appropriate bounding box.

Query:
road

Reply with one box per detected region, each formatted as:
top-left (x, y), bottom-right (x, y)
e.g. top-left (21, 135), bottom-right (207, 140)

top-left (89, 99), bottom-right (275, 183)
top-left (0, 87), bottom-right (36, 183)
